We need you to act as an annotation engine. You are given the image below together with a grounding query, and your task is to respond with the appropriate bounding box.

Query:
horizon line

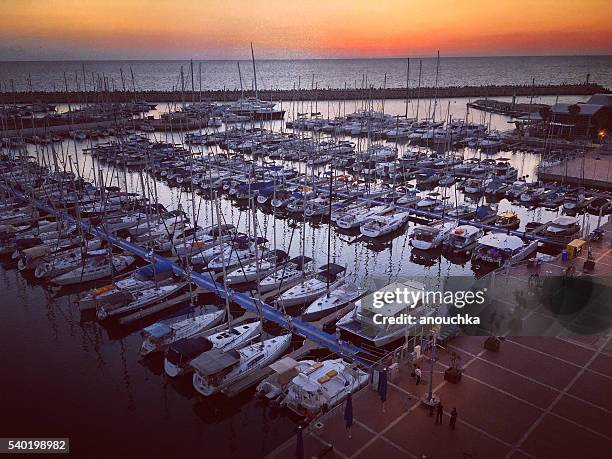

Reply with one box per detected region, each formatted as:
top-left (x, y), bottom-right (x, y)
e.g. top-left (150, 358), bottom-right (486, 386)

top-left (1, 53), bottom-right (612, 63)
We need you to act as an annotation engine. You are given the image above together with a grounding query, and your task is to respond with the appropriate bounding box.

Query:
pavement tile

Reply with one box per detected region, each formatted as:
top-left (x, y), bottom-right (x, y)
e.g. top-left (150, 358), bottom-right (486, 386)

top-left (355, 438), bottom-right (412, 459)
top-left (479, 341), bottom-right (580, 390)
top-left (384, 405), bottom-right (511, 459)
top-left (462, 357), bottom-right (557, 409)
top-left (567, 370), bottom-right (612, 412)
top-left (435, 373), bottom-right (541, 444)
top-left (521, 413), bottom-right (612, 459)
top-left (552, 394), bottom-right (612, 439)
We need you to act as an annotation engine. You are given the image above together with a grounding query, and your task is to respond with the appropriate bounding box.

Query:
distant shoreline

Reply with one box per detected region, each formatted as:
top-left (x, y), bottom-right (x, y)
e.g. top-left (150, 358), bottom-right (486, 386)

top-left (1, 83), bottom-right (608, 104)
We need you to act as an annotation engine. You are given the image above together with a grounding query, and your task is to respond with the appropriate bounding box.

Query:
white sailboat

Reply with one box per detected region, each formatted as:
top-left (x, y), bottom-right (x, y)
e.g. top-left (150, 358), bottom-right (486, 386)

top-left (336, 204), bottom-right (394, 230)
top-left (301, 283), bottom-right (366, 322)
top-left (223, 250), bottom-right (289, 285)
top-left (258, 256), bottom-right (313, 294)
top-left (276, 264), bottom-right (346, 309)
top-left (96, 282), bottom-right (187, 321)
top-left (50, 254), bottom-right (135, 285)
top-left (164, 321), bottom-right (262, 377)
top-left (139, 308), bottom-right (226, 355)
top-left (359, 211), bottom-right (410, 238)
top-left (191, 334), bottom-right (292, 396)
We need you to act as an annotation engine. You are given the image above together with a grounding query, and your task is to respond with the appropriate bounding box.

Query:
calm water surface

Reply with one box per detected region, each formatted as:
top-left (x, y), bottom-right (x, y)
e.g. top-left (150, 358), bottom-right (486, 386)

top-left (1, 56), bottom-right (611, 92)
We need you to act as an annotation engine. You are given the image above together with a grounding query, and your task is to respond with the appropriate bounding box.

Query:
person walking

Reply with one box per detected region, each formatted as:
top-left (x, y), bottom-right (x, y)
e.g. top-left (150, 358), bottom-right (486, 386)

top-left (449, 407), bottom-right (457, 430)
top-left (415, 366), bottom-right (422, 385)
top-left (436, 402), bottom-right (443, 424)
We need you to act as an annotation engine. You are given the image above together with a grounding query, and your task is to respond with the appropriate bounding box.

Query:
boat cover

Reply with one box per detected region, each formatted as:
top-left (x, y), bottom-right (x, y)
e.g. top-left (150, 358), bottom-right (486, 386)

top-left (289, 256), bottom-right (312, 269)
top-left (144, 322), bottom-right (172, 339)
top-left (167, 337), bottom-right (214, 365)
top-left (189, 348), bottom-right (240, 375)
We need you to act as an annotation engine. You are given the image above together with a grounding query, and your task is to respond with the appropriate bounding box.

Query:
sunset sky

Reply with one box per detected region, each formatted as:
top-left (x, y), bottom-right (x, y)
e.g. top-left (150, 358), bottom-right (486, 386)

top-left (1, 0), bottom-right (611, 60)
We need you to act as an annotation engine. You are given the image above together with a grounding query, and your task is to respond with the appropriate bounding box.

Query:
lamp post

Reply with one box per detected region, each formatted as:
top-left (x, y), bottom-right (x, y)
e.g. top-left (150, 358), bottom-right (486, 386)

top-left (427, 331), bottom-right (438, 403)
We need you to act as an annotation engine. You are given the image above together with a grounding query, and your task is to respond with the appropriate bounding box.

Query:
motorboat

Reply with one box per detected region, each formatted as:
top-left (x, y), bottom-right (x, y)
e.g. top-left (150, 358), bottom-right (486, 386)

top-left (541, 216), bottom-right (581, 242)
top-left (442, 225), bottom-right (484, 255)
top-left (336, 280), bottom-right (440, 347)
top-left (495, 211), bottom-right (520, 230)
top-left (409, 221), bottom-right (456, 250)
top-left (164, 321), bottom-right (262, 377)
top-left (256, 358), bottom-right (368, 417)
top-left (139, 308), bottom-right (226, 355)
top-left (191, 334), bottom-right (292, 396)
top-left (471, 234), bottom-right (538, 267)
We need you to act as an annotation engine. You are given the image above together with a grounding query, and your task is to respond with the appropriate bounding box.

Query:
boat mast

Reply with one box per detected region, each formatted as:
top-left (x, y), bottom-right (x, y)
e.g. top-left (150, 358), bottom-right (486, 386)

top-left (250, 42), bottom-right (258, 100)
top-left (237, 61), bottom-right (245, 102)
top-left (405, 58), bottom-right (410, 118)
top-left (416, 59), bottom-right (422, 121)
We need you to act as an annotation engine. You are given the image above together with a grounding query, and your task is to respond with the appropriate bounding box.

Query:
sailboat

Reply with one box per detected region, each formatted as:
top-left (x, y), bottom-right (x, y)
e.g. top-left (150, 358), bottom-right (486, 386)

top-left (276, 264), bottom-right (346, 309)
top-left (164, 321), bottom-right (262, 377)
top-left (50, 254), bottom-right (135, 286)
top-left (139, 308), bottom-right (226, 356)
top-left (301, 283), bottom-right (366, 322)
top-left (360, 211), bottom-right (410, 238)
top-left (191, 334), bottom-right (292, 396)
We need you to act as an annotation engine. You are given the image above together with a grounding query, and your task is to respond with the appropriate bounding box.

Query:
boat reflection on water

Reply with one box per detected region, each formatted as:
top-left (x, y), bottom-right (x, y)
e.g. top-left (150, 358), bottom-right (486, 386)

top-left (410, 247), bottom-right (442, 267)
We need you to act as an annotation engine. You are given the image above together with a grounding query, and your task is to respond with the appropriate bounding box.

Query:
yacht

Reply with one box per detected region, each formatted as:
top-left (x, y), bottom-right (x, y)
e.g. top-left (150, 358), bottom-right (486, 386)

top-left (336, 280), bottom-right (438, 347)
top-left (78, 262), bottom-right (175, 311)
top-left (336, 204), bottom-right (394, 230)
top-left (442, 225), bottom-right (484, 255)
top-left (471, 234), bottom-right (538, 267)
top-left (139, 308), bottom-right (226, 355)
top-left (495, 211), bottom-right (520, 230)
top-left (257, 358), bottom-right (369, 417)
top-left (541, 216), bottom-right (581, 243)
top-left (409, 221), bottom-right (456, 250)
top-left (223, 250), bottom-right (288, 285)
top-left (207, 240), bottom-right (269, 272)
top-left (164, 321), bottom-right (262, 377)
top-left (191, 334), bottom-right (292, 396)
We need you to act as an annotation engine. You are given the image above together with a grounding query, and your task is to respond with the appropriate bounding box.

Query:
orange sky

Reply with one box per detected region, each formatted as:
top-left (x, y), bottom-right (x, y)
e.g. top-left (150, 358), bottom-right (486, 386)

top-left (1, 0), bottom-right (611, 59)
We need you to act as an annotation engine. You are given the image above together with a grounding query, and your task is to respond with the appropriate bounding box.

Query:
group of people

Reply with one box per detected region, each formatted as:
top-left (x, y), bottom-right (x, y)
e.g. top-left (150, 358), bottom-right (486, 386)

top-left (432, 401), bottom-right (458, 430)
top-left (413, 363), bottom-right (458, 430)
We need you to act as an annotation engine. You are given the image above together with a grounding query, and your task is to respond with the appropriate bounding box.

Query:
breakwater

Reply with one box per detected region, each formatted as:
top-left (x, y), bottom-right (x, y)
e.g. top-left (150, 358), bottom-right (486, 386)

top-left (1, 83), bottom-right (609, 104)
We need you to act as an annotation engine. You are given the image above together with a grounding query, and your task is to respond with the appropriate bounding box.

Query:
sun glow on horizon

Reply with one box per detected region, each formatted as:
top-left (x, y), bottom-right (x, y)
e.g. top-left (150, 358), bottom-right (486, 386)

top-left (1, 0), bottom-right (611, 60)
